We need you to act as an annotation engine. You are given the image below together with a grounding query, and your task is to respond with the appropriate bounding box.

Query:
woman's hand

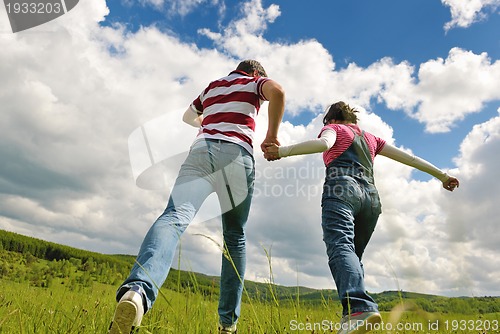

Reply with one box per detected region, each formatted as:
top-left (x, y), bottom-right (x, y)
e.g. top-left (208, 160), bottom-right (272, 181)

top-left (443, 176), bottom-right (460, 191)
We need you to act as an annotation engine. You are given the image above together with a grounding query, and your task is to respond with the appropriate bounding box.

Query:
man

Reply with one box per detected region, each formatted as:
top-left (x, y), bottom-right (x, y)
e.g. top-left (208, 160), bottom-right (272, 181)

top-left (109, 60), bottom-right (285, 334)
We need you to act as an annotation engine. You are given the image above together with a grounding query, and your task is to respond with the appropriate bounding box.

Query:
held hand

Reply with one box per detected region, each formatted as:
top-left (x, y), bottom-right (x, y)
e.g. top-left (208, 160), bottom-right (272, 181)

top-left (263, 143), bottom-right (280, 161)
top-left (260, 136), bottom-right (280, 153)
top-left (261, 136), bottom-right (281, 161)
top-left (443, 176), bottom-right (459, 192)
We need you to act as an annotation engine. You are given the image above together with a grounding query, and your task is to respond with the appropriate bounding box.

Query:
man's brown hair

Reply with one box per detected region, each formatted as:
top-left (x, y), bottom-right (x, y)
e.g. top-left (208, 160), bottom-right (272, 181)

top-left (236, 59), bottom-right (267, 77)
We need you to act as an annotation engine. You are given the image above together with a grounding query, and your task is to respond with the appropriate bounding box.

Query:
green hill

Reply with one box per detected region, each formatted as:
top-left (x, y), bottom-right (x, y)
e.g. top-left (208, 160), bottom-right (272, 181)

top-left (0, 229), bottom-right (499, 314)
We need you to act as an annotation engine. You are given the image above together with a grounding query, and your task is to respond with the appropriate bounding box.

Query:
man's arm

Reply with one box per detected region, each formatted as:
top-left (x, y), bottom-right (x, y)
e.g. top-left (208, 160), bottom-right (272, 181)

top-left (260, 80), bottom-right (285, 152)
top-left (379, 143), bottom-right (459, 191)
top-left (182, 106), bottom-right (203, 128)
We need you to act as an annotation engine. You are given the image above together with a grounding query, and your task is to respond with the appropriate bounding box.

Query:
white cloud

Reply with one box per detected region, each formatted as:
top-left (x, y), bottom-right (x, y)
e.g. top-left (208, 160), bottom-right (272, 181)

top-left (442, 0), bottom-right (500, 30)
top-left (0, 0), bottom-right (499, 298)
top-left (415, 48), bottom-right (500, 132)
top-left (449, 109), bottom-right (500, 250)
top-left (377, 48), bottom-right (500, 133)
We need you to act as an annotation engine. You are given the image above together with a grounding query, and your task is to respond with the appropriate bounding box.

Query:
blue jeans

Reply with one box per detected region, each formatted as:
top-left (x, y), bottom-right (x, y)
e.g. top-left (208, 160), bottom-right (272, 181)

top-left (321, 175), bottom-right (381, 316)
top-left (117, 139), bottom-right (255, 326)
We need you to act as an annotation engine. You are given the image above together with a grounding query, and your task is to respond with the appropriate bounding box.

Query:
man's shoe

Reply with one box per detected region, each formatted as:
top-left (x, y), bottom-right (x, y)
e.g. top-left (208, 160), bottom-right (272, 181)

top-left (219, 323), bottom-right (237, 334)
top-left (337, 311), bottom-right (382, 334)
top-left (109, 287), bottom-right (145, 334)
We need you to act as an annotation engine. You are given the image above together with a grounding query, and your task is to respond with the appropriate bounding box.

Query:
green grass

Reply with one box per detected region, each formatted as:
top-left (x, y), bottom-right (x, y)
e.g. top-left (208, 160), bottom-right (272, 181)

top-left (0, 231), bottom-right (499, 333)
top-left (1, 279), bottom-right (499, 333)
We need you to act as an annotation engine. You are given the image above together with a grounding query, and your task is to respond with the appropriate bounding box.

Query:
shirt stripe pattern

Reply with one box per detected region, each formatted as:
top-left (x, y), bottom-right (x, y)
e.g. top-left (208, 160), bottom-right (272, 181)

top-left (191, 71), bottom-right (269, 155)
top-left (319, 124), bottom-right (386, 167)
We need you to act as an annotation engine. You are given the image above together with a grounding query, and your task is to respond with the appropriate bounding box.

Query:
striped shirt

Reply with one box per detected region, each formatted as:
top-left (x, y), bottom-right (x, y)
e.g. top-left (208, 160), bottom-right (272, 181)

top-left (319, 124), bottom-right (386, 167)
top-left (191, 70), bottom-right (270, 155)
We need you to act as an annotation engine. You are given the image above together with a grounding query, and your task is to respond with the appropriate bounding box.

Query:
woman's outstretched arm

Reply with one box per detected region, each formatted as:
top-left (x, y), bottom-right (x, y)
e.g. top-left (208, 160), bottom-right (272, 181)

top-left (379, 143), bottom-right (459, 191)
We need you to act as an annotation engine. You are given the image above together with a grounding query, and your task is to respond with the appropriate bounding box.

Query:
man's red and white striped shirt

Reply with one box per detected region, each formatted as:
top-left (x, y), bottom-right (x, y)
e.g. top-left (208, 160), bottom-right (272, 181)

top-left (191, 70), bottom-right (269, 155)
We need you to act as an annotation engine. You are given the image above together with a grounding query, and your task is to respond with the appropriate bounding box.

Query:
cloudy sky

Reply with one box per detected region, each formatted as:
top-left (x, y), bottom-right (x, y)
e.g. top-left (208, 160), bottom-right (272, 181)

top-left (1, 0), bottom-right (499, 298)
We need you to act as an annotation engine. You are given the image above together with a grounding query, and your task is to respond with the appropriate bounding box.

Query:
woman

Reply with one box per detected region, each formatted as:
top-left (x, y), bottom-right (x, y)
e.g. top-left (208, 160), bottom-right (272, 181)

top-left (264, 101), bottom-right (459, 334)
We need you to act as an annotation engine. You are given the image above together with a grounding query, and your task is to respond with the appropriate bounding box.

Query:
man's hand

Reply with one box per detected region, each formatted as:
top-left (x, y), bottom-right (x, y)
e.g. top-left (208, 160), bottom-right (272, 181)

top-left (263, 142), bottom-right (280, 161)
top-left (261, 136), bottom-right (280, 161)
top-left (260, 135), bottom-right (279, 152)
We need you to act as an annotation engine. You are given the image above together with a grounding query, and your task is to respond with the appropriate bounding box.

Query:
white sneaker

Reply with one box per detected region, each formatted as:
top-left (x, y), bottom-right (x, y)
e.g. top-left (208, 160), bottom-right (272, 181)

top-left (337, 311), bottom-right (382, 334)
top-left (219, 323), bottom-right (237, 334)
top-left (109, 287), bottom-right (145, 334)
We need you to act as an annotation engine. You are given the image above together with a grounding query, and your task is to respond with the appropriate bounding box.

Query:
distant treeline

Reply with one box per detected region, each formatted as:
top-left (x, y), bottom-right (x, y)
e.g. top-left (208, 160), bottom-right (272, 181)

top-left (0, 229), bottom-right (499, 314)
top-left (0, 229), bottom-right (219, 293)
top-left (0, 229), bottom-right (134, 289)
top-left (0, 229), bottom-right (133, 266)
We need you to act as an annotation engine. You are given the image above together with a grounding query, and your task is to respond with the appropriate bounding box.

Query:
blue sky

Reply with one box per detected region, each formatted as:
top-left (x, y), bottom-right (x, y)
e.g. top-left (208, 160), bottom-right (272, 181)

top-left (1, 0), bottom-right (500, 297)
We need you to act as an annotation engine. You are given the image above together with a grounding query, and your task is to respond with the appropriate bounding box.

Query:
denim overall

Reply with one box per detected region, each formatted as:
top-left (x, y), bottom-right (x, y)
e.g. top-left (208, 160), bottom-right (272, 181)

top-left (321, 128), bottom-right (382, 316)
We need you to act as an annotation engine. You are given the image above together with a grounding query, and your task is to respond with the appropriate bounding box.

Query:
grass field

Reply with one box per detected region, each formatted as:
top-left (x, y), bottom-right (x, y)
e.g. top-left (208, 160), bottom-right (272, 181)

top-left (1, 279), bottom-right (499, 334)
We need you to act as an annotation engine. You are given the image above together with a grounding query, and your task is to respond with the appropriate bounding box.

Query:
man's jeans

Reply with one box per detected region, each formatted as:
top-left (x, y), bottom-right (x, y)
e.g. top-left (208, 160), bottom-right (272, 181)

top-left (117, 139), bottom-right (255, 326)
top-left (321, 175), bottom-right (381, 316)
